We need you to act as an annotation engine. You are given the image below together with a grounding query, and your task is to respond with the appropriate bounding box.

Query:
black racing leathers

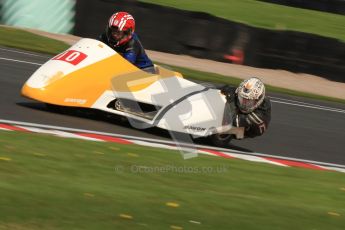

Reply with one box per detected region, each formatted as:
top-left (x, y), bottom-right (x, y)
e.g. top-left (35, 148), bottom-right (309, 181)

top-left (221, 85), bottom-right (271, 138)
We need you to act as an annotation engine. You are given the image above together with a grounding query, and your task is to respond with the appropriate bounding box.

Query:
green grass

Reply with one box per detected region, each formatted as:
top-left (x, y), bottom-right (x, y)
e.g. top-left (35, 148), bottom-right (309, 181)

top-left (0, 27), bottom-right (68, 54)
top-left (0, 131), bottom-right (345, 229)
top-left (1, 26), bottom-right (344, 104)
top-left (140, 0), bottom-right (345, 42)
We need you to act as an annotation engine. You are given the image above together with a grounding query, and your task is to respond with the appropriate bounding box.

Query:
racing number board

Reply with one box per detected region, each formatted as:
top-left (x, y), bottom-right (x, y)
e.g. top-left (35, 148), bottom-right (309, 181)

top-left (53, 50), bottom-right (87, 65)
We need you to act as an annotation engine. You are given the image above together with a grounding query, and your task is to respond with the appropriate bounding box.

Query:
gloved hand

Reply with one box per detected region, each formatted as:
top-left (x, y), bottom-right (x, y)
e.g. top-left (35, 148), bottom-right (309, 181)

top-left (220, 85), bottom-right (236, 103)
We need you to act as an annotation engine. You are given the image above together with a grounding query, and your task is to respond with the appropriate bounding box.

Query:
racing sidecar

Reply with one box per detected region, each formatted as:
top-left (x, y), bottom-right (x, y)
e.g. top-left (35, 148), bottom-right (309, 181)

top-left (21, 38), bottom-right (243, 146)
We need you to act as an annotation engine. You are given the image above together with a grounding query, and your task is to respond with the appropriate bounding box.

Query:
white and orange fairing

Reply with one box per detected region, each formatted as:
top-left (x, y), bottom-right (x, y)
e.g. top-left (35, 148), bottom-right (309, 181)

top-left (22, 39), bottom-right (233, 137)
top-left (22, 38), bottom-right (140, 107)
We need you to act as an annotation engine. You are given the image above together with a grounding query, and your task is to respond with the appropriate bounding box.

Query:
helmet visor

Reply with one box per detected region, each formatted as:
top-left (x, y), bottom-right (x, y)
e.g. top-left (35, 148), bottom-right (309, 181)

top-left (107, 26), bottom-right (130, 43)
top-left (238, 96), bottom-right (258, 113)
top-left (110, 27), bottom-right (124, 40)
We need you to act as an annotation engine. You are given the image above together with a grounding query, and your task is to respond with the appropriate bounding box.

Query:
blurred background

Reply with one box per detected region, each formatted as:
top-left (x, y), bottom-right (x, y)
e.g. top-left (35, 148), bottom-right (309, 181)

top-left (1, 0), bottom-right (344, 82)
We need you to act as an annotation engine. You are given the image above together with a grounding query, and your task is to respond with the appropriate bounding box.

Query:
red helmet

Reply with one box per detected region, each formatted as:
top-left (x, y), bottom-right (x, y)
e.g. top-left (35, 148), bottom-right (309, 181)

top-left (106, 12), bottom-right (135, 47)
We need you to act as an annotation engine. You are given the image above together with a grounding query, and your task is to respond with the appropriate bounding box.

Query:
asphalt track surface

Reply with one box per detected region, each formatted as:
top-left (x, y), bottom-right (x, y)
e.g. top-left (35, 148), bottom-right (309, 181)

top-left (1, 46), bottom-right (345, 165)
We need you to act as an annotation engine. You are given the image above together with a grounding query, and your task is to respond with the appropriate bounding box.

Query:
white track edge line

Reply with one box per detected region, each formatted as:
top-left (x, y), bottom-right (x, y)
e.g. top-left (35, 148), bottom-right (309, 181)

top-left (0, 57), bottom-right (42, 66)
top-left (271, 100), bottom-right (345, 113)
top-left (0, 47), bottom-right (50, 57)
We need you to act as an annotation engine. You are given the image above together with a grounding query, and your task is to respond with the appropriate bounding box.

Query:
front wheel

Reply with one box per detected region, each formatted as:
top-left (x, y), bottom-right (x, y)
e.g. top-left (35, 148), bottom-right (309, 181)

top-left (208, 133), bottom-right (233, 147)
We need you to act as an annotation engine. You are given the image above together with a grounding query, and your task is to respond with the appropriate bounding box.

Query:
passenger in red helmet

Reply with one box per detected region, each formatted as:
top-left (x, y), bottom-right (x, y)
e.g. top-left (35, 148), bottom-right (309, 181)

top-left (99, 12), bottom-right (154, 72)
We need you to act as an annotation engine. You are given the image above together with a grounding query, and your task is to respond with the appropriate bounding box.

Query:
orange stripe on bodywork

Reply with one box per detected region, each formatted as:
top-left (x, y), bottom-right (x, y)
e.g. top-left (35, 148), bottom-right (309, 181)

top-left (22, 54), bottom-right (137, 107)
top-left (22, 54), bottom-right (183, 108)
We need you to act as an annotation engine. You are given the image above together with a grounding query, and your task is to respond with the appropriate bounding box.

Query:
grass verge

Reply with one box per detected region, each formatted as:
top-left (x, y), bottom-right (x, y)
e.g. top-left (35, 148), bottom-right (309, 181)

top-left (140, 0), bottom-right (345, 42)
top-left (0, 131), bottom-right (345, 229)
top-left (0, 27), bottom-right (68, 55)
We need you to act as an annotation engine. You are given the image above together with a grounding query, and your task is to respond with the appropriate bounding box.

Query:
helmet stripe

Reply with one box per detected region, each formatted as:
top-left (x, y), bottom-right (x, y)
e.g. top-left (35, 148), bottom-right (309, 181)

top-left (109, 15), bottom-right (114, 27)
top-left (118, 18), bottom-right (126, 31)
top-left (109, 12), bottom-right (134, 31)
top-left (109, 13), bottom-right (118, 27)
top-left (119, 16), bottom-right (134, 31)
